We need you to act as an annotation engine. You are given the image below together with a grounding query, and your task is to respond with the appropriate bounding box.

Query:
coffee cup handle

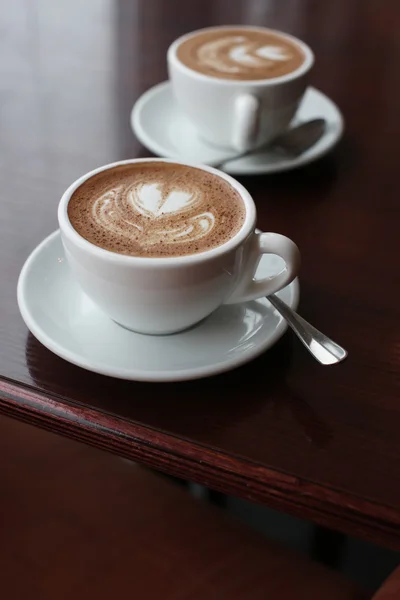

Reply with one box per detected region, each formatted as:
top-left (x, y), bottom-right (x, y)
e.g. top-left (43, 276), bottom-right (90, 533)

top-left (224, 232), bottom-right (301, 304)
top-left (232, 94), bottom-right (260, 152)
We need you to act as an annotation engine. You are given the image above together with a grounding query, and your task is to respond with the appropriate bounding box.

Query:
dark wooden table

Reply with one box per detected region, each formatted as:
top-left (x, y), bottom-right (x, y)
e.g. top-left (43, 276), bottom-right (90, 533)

top-left (1, 0), bottom-right (400, 550)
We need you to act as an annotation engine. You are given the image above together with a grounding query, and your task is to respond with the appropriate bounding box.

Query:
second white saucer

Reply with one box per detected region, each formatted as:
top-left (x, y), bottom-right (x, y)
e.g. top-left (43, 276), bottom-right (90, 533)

top-left (131, 81), bottom-right (344, 176)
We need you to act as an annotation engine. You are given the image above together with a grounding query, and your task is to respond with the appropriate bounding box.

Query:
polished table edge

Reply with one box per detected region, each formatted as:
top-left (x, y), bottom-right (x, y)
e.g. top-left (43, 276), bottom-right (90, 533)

top-left (1, 375), bottom-right (399, 550)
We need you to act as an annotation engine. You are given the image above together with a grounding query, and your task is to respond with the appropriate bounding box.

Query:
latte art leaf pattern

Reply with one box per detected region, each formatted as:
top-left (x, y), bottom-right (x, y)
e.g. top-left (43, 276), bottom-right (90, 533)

top-left (198, 36), bottom-right (292, 75)
top-left (155, 212), bottom-right (216, 244)
top-left (177, 28), bottom-right (305, 81)
top-left (256, 45), bottom-right (290, 61)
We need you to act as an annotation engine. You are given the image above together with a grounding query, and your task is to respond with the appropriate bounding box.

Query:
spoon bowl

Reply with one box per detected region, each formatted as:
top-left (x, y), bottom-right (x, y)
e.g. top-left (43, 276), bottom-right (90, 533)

top-left (268, 293), bottom-right (347, 365)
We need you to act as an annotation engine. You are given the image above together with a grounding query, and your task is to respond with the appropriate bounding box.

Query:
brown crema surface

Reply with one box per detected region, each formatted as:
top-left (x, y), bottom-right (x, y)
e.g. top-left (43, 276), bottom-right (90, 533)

top-left (67, 162), bottom-right (246, 258)
top-left (177, 28), bottom-right (305, 81)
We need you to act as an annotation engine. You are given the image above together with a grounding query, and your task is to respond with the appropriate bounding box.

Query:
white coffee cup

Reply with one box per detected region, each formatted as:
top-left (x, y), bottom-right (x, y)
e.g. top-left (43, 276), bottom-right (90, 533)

top-left (167, 26), bottom-right (314, 152)
top-left (58, 158), bottom-right (300, 335)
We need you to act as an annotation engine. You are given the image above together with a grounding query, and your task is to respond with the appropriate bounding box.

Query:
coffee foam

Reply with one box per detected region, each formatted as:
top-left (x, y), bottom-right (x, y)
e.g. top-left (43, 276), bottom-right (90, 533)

top-left (67, 163), bottom-right (246, 258)
top-left (177, 28), bottom-right (305, 80)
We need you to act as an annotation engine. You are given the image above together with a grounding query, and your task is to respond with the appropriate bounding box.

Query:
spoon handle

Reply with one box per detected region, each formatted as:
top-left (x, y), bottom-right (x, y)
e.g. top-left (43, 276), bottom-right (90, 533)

top-left (212, 118), bottom-right (326, 169)
top-left (213, 142), bottom-right (288, 170)
top-left (268, 294), bottom-right (348, 365)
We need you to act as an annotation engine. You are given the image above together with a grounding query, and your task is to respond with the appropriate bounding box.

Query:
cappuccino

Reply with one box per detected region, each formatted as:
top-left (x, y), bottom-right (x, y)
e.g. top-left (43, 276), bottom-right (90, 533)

top-left (177, 27), bottom-right (305, 81)
top-left (67, 162), bottom-right (246, 258)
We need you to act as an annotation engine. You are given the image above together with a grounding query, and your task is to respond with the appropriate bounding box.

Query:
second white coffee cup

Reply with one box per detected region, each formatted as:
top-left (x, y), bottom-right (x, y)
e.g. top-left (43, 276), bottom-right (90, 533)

top-left (168, 26), bottom-right (314, 152)
top-left (58, 158), bottom-right (300, 335)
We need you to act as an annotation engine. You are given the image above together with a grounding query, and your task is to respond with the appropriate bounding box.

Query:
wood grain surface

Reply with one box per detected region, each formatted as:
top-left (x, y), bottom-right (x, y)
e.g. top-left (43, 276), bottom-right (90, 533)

top-left (1, 0), bottom-right (400, 548)
top-left (0, 414), bottom-right (368, 600)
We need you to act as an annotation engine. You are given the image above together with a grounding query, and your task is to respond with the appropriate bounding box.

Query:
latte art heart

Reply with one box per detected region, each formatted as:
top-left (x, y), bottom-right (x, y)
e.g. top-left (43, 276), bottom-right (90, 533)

top-left (130, 183), bottom-right (199, 218)
top-left (68, 162), bottom-right (245, 258)
top-left (92, 183), bottom-right (215, 248)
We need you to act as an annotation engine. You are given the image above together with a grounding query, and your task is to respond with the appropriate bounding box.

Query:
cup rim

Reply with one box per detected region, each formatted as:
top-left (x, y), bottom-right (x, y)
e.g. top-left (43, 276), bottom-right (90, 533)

top-left (167, 25), bottom-right (314, 86)
top-left (58, 158), bottom-right (256, 267)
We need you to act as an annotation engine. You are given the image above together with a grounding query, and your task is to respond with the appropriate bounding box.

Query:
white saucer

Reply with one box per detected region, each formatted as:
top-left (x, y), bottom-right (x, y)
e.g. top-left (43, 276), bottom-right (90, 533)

top-left (131, 81), bottom-right (344, 176)
top-left (17, 231), bottom-right (299, 382)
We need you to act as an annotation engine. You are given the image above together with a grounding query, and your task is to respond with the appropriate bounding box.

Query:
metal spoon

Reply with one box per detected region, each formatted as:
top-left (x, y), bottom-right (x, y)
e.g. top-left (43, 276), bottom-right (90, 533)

top-left (211, 118), bottom-right (326, 169)
top-left (268, 294), bottom-right (347, 365)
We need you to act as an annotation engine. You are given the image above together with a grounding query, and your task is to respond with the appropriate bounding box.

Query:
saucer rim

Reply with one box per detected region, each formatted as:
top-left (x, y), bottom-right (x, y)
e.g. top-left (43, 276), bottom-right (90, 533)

top-left (131, 81), bottom-right (344, 175)
top-left (17, 230), bottom-right (300, 382)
